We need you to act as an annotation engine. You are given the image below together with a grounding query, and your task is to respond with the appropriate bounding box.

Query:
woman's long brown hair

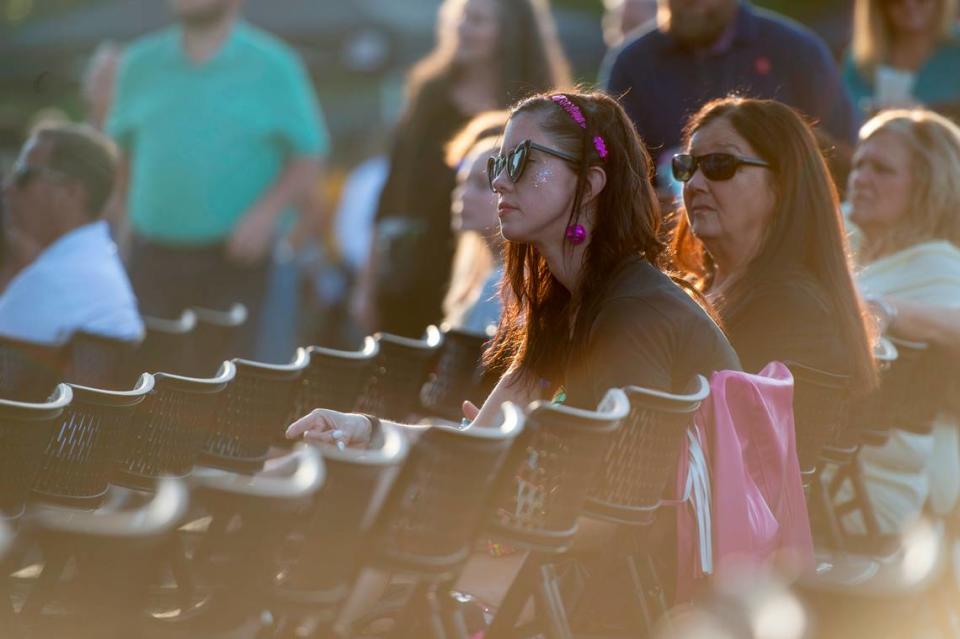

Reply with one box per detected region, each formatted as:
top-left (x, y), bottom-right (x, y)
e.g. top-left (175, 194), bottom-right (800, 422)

top-left (484, 91), bottom-right (664, 388)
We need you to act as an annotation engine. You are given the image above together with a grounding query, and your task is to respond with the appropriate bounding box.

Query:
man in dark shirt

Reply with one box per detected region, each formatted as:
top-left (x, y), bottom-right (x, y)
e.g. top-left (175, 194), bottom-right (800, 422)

top-left (602, 0), bottom-right (858, 175)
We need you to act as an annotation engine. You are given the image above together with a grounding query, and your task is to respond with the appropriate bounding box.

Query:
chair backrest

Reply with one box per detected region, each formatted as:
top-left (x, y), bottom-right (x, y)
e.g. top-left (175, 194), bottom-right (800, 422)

top-left (290, 337), bottom-right (379, 428)
top-left (586, 376), bottom-right (710, 525)
top-left (0, 384), bottom-right (72, 518)
top-left (487, 389), bottom-right (629, 552)
top-left (115, 361), bottom-right (236, 491)
top-left (358, 327), bottom-right (443, 421)
top-left (786, 362), bottom-right (851, 473)
top-left (32, 374), bottom-right (154, 509)
top-left (134, 310), bottom-right (197, 378)
top-left (67, 331), bottom-right (140, 390)
top-left (887, 337), bottom-right (949, 433)
top-left (191, 304), bottom-right (247, 377)
top-left (0, 336), bottom-right (65, 402)
top-left (371, 403), bottom-right (524, 575)
top-left (200, 349), bottom-right (309, 474)
top-left (419, 326), bottom-right (493, 421)
top-left (276, 424), bottom-right (409, 603)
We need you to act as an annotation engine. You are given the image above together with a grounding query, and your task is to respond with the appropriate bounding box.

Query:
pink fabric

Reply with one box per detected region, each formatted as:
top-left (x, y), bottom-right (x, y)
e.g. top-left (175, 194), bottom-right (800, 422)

top-left (675, 362), bottom-right (813, 601)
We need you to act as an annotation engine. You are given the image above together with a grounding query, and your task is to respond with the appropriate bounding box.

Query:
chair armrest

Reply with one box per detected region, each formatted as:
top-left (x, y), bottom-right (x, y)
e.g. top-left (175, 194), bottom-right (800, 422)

top-left (192, 443), bottom-right (325, 502)
top-left (26, 478), bottom-right (188, 538)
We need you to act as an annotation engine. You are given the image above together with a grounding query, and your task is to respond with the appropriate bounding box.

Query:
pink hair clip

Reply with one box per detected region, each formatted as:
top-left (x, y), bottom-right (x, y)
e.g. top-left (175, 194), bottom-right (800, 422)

top-left (550, 94), bottom-right (608, 161)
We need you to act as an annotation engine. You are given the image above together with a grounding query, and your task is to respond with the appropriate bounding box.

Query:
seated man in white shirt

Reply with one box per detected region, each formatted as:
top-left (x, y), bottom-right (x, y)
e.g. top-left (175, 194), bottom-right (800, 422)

top-left (0, 123), bottom-right (143, 345)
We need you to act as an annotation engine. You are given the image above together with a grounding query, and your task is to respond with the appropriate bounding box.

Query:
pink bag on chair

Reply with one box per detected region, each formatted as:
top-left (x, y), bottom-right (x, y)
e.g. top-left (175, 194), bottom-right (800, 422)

top-left (675, 362), bottom-right (813, 602)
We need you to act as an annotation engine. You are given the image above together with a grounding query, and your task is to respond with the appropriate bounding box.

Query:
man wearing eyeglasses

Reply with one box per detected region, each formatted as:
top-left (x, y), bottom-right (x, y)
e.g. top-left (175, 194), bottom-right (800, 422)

top-left (0, 124), bottom-right (143, 345)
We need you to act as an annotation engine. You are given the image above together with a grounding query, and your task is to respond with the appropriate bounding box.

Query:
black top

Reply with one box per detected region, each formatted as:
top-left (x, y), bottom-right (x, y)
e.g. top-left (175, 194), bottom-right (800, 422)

top-left (373, 77), bottom-right (470, 337)
top-left (565, 258), bottom-right (740, 409)
top-left (601, 2), bottom-right (857, 169)
top-left (723, 273), bottom-right (852, 376)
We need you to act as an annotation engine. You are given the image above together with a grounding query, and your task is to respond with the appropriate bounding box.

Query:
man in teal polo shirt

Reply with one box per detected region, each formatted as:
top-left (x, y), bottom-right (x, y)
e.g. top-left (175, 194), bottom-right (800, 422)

top-left (107, 0), bottom-right (328, 353)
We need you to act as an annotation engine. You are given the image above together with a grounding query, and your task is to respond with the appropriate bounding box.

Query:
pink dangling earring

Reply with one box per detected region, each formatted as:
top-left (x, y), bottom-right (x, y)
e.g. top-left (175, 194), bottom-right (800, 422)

top-left (565, 224), bottom-right (587, 245)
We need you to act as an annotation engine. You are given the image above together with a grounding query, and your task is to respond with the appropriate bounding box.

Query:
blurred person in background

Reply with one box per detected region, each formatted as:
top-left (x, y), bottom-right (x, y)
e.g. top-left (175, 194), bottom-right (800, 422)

top-left (106, 0), bottom-right (328, 356)
top-left (350, 0), bottom-right (571, 339)
top-left (82, 41), bottom-right (123, 130)
top-left (0, 124), bottom-right (142, 345)
top-left (842, 109), bottom-right (960, 534)
top-left (602, 0), bottom-right (859, 185)
top-left (844, 0), bottom-right (960, 118)
top-left (442, 110), bottom-right (509, 335)
top-left (602, 0), bottom-right (659, 48)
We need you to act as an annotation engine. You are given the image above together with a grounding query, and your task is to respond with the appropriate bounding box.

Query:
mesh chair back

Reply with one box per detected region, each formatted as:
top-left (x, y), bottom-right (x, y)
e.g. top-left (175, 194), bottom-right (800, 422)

top-left (372, 404), bottom-right (524, 575)
top-left (0, 385), bottom-right (71, 517)
top-left (488, 389), bottom-right (629, 552)
top-left (115, 362), bottom-right (236, 491)
top-left (787, 362), bottom-right (851, 473)
top-left (290, 337), bottom-right (379, 425)
top-left (420, 327), bottom-right (493, 421)
top-left (845, 337), bottom-right (899, 448)
top-left (32, 375), bottom-right (154, 509)
top-left (887, 338), bottom-right (948, 433)
top-left (277, 424), bottom-right (409, 606)
top-left (200, 349), bottom-right (309, 474)
top-left (0, 336), bottom-right (64, 401)
top-left (67, 332), bottom-right (140, 390)
top-left (191, 304), bottom-right (247, 377)
top-left (586, 377), bottom-right (710, 525)
top-left (134, 311), bottom-right (197, 378)
top-left (358, 327), bottom-right (443, 421)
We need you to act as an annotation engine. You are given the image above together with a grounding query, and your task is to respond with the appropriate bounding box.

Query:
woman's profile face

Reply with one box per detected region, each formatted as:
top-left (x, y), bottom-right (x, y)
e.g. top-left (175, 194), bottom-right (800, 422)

top-left (452, 0), bottom-right (500, 65)
top-left (849, 130), bottom-right (914, 234)
top-left (882, 0), bottom-right (939, 36)
top-left (681, 117), bottom-right (776, 265)
top-left (452, 145), bottom-right (499, 236)
top-left (491, 111), bottom-right (578, 244)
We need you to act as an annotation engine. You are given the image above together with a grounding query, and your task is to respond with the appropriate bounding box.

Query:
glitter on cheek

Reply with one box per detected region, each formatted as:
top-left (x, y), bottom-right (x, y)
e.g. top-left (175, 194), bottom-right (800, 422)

top-left (532, 166), bottom-right (553, 189)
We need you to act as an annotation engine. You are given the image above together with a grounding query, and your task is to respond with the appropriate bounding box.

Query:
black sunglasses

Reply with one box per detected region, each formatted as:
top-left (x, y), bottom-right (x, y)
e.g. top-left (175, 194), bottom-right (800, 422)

top-left (487, 139), bottom-right (579, 192)
top-left (8, 163), bottom-right (70, 190)
top-left (671, 153), bottom-right (771, 183)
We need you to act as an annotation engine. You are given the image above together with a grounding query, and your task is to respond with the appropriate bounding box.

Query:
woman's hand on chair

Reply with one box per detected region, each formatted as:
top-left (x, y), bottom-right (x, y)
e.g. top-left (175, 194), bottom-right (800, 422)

top-left (286, 409), bottom-right (372, 447)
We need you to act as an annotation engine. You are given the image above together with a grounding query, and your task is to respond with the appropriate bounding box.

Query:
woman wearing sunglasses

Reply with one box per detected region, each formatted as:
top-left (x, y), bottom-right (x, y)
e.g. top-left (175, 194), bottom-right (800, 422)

top-left (671, 97), bottom-right (877, 396)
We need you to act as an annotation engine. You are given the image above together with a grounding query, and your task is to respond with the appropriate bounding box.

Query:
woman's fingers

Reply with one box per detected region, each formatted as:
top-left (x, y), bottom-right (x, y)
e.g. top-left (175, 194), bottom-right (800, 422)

top-left (286, 409), bottom-right (332, 439)
top-left (462, 400), bottom-right (481, 421)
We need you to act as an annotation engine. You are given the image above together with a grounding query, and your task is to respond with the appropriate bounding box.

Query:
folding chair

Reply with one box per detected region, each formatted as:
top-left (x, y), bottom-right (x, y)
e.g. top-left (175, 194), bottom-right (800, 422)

top-left (420, 327), bottom-right (493, 422)
top-left (136, 311), bottom-right (198, 378)
top-left (359, 327), bottom-right (443, 422)
top-left (0, 336), bottom-right (65, 402)
top-left (190, 304), bottom-right (247, 378)
top-left (67, 331), bottom-right (140, 390)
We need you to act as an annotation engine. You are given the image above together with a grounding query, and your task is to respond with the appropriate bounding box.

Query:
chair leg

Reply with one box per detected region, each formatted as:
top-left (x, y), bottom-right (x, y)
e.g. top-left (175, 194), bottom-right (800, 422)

top-left (486, 553), bottom-right (539, 639)
top-left (815, 465), bottom-right (847, 550)
top-left (532, 562), bottom-right (572, 639)
top-left (623, 553), bottom-right (654, 634)
top-left (439, 587), bottom-right (470, 639)
top-left (167, 533), bottom-right (196, 610)
top-left (20, 543), bottom-right (71, 618)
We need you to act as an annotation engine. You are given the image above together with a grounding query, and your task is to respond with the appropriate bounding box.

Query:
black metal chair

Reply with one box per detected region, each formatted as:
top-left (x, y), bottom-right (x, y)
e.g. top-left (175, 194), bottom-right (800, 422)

top-left (270, 423), bottom-right (410, 638)
top-left (149, 445), bottom-right (324, 638)
top-left (190, 304), bottom-right (247, 378)
top-left (359, 327), bottom-right (443, 422)
top-left (786, 362), bottom-right (852, 478)
top-left (67, 331), bottom-right (140, 390)
top-left (359, 403), bottom-right (525, 639)
top-left (420, 327), bottom-right (494, 422)
top-left (578, 377), bottom-right (711, 635)
top-left (0, 336), bottom-right (65, 402)
top-left (288, 336), bottom-right (380, 429)
top-left (200, 349), bottom-right (309, 475)
top-left (115, 362), bottom-right (237, 491)
top-left (19, 478), bottom-right (189, 639)
top-left (31, 374), bottom-right (154, 509)
top-left (135, 311), bottom-right (198, 379)
top-left (0, 384), bottom-right (72, 520)
top-left (484, 389), bottom-right (629, 639)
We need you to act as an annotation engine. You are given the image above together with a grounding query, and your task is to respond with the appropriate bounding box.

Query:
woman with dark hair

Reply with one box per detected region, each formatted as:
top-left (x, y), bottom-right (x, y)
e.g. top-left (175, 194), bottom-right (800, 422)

top-left (351, 0), bottom-right (571, 338)
top-left (671, 97), bottom-right (877, 395)
top-left (289, 90), bottom-right (738, 619)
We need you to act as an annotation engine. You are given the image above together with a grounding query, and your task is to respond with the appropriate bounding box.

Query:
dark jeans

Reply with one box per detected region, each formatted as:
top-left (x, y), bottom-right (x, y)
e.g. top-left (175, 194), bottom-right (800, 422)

top-left (127, 236), bottom-right (268, 358)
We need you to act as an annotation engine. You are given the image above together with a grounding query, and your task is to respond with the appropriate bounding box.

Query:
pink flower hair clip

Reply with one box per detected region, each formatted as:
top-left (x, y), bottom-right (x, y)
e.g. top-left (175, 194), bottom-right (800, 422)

top-left (550, 94), bottom-right (608, 160)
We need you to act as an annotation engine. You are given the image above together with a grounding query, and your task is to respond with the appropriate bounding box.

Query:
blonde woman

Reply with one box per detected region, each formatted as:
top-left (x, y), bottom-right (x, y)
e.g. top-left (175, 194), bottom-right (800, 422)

top-left (845, 108), bottom-right (960, 533)
top-left (442, 111), bottom-right (509, 334)
top-left (843, 0), bottom-right (960, 116)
